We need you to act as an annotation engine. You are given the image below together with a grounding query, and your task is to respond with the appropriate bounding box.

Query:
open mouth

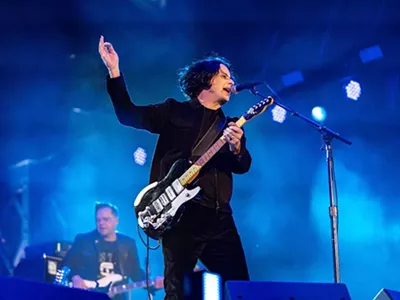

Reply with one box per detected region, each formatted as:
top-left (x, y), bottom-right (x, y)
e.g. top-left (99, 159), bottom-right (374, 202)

top-left (223, 87), bottom-right (231, 94)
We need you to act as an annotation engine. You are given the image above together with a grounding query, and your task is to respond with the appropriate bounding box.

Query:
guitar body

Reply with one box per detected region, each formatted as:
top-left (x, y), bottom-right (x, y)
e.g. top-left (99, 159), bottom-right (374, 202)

top-left (134, 159), bottom-right (201, 240)
top-left (54, 267), bottom-right (158, 299)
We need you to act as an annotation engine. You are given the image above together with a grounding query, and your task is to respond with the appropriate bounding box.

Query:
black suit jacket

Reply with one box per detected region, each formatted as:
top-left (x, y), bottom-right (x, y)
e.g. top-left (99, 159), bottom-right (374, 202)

top-left (62, 230), bottom-right (144, 282)
top-left (106, 74), bottom-right (252, 212)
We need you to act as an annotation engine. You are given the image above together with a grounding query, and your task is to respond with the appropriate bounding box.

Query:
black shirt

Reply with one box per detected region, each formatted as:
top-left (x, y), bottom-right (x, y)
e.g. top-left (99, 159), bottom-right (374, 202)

top-left (96, 240), bottom-right (125, 300)
top-left (196, 106), bottom-right (220, 143)
top-left (107, 74), bottom-right (252, 213)
top-left (96, 240), bottom-right (131, 300)
top-left (97, 239), bottom-right (120, 279)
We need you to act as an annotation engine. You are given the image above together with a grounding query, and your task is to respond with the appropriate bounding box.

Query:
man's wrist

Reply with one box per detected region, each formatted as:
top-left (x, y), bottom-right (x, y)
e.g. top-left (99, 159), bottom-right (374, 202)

top-left (229, 142), bottom-right (241, 155)
top-left (108, 67), bottom-right (121, 78)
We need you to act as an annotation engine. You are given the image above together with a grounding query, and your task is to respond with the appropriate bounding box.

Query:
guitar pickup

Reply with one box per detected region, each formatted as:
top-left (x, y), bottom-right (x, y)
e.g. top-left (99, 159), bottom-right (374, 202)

top-left (172, 179), bottom-right (184, 194)
top-left (165, 186), bottom-right (176, 201)
top-left (159, 194), bottom-right (169, 206)
top-left (152, 199), bottom-right (163, 213)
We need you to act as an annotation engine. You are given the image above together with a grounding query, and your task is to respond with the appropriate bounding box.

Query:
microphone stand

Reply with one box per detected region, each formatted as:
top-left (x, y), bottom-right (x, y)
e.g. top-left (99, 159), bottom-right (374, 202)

top-left (250, 87), bottom-right (352, 284)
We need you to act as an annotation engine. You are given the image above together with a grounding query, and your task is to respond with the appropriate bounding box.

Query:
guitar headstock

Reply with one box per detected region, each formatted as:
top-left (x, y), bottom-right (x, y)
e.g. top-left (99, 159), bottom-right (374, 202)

top-left (244, 96), bottom-right (274, 121)
top-left (54, 266), bottom-right (71, 286)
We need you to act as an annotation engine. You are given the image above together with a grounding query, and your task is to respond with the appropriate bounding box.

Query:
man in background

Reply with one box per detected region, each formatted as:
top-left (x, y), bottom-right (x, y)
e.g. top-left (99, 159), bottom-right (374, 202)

top-left (62, 202), bottom-right (162, 299)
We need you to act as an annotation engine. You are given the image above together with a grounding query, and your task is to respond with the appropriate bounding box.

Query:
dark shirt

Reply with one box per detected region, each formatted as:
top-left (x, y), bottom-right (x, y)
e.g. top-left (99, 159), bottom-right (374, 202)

top-left (96, 239), bottom-right (120, 279)
top-left (106, 74), bottom-right (252, 213)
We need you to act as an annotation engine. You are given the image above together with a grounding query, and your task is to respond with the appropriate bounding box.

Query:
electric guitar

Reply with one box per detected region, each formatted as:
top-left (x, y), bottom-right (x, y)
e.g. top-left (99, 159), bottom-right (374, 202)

top-left (54, 266), bottom-right (163, 298)
top-left (134, 97), bottom-right (274, 240)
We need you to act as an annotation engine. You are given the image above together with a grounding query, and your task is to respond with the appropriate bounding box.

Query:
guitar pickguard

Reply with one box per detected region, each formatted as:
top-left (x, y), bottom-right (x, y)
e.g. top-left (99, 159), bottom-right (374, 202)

top-left (137, 186), bottom-right (200, 230)
top-left (134, 159), bottom-right (201, 240)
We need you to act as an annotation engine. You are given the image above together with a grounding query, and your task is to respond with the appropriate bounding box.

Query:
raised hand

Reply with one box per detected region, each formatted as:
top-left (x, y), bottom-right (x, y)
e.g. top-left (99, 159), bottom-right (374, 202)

top-left (98, 35), bottom-right (120, 78)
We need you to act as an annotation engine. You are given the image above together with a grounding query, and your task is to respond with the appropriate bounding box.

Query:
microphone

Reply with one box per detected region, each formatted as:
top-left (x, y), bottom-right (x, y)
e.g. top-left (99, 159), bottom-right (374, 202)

top-left (230, 81), bottom-right (263, 94)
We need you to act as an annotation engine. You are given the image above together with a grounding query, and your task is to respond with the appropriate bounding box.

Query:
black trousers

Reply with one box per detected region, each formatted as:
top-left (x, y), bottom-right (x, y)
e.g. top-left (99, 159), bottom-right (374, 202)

top-left (162, 202), bottom-right (250, 300)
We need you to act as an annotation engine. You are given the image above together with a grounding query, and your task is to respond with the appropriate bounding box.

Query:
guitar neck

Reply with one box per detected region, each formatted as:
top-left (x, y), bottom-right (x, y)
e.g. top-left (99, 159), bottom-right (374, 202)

top-left (109, 279), bottom-right (155, 296)
top-left (179, 116), bottom-right (247, 186)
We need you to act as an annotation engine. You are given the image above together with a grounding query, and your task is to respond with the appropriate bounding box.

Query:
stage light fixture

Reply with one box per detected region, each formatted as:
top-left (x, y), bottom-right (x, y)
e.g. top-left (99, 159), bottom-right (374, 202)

top-left (203, 272), bottom-right (221, 300)
top-left (359, 45), bottom-right (383, 63)
top-left (271, 105), bottom-right (287, 123)
top-left (345, 80), bottom-right (361, 100)
top-left (312, 106), bottom-right (326, 122)
top-left (133, 147), bottom-right (147, 166)
top-left (281, 70), bottom-right (304, 87)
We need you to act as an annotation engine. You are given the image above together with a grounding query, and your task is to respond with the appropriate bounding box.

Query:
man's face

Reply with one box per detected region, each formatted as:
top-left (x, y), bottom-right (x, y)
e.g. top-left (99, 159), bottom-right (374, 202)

top-left (208, 64), bottom-right (235, 105)
top-left (96, 207), bottom-right (118, 238)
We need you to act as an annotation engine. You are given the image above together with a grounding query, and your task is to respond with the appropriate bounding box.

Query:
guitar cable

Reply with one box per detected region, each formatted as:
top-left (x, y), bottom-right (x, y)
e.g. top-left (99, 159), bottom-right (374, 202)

top-left (137, 224), bottom-right (161, 300)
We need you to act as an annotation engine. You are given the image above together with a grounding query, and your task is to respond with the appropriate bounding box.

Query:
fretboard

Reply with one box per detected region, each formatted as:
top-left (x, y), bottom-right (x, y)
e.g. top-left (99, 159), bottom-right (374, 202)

top-left (110, 279), bottom-right (155, 295)
top-left (179, 116), bottom-right (247, 186)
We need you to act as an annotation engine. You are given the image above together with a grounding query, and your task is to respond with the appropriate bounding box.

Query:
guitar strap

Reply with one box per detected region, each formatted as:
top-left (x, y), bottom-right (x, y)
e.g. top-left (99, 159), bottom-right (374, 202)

top-left (191, 113), bottom-right (227, 159)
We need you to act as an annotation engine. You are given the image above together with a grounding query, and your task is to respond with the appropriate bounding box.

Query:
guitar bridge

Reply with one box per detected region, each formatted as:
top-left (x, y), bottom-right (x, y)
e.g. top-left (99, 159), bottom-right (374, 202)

top-left (138, 207), bottom-right (157, 228)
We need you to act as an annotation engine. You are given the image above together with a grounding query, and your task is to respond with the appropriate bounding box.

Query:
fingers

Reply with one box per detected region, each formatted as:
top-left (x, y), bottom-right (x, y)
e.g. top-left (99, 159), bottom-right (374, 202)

top-left (227, 122), bottom-right (241, 132)
top-left (98, 35), bottom-right (115, 55)
top-left (99, 36), bottom-right (107, 58)
top-left (228, 126), bottom-right (242, 136)
top-left (226, 122), bottom-right (243, 137)
top-left (98, 36), bottom-right (102, 54)
top-left (223, 128), bottom-right (241, 145)
top-left (223, 122), bottom-right (243, 146)
top-left (104, 42), bottom-right (115, 54)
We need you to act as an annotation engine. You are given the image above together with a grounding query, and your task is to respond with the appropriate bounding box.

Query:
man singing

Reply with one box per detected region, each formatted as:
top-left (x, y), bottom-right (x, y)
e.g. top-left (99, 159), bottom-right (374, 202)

top-left (99, 35), bottom-right (251, 299)
top-left (62, 202), bottom-right (160, 299)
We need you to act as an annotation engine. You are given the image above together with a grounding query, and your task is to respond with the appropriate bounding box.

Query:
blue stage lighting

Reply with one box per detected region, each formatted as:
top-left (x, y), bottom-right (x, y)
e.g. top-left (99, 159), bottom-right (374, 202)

top-left (271, 105), bottom-right (287, 123)
top-left (312, 106), bottom-right (326, 122)
top-left (345, 80), bottom-right (361, 100)
top-left (359, 45), bottom-right (383, 63)
top-left (281, 70), bottom-right (304, 87)
top-left (133, 147), bottom-right (147, 166)
top-left (203, 272), bottom-right (221, 300)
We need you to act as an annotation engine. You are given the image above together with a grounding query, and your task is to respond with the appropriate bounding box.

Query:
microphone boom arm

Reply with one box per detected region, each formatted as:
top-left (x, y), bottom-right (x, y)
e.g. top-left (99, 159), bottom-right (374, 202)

top-left (250, 88), bottom-right (351, 145)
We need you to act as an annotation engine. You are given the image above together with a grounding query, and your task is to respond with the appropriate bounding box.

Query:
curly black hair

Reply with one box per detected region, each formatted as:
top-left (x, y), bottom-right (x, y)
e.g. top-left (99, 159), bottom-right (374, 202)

top-left (178, 54), bottom-right (236, 99)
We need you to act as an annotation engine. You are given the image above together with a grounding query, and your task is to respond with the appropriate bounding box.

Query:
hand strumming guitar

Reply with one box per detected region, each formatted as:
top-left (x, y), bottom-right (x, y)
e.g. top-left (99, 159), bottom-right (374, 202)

top-left (72, 275), bottom-right (88, 289)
